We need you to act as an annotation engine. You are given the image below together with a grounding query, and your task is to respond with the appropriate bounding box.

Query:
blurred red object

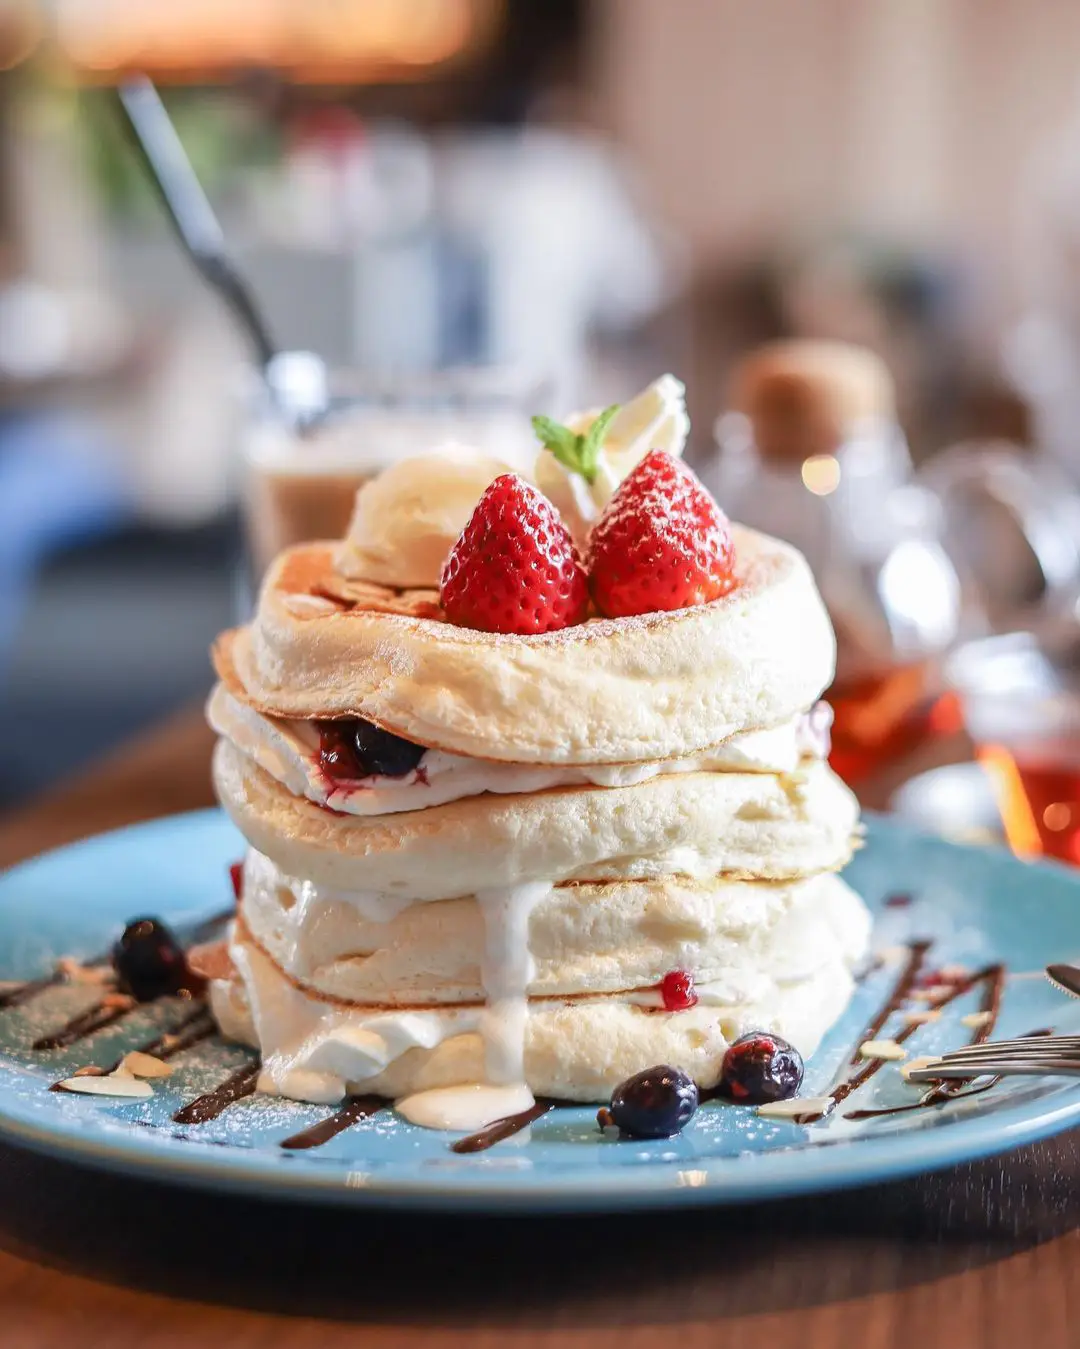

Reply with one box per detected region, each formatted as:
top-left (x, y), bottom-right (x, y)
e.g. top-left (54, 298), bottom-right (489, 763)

top-left (828, 663), bottom-right (963, 787)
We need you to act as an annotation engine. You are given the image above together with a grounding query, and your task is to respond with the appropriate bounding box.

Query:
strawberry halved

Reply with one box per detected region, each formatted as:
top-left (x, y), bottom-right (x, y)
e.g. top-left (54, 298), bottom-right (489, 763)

top-left (586, 450), bottom-right (737, 618)
top-left (440, 474), bottom-right (589, 635)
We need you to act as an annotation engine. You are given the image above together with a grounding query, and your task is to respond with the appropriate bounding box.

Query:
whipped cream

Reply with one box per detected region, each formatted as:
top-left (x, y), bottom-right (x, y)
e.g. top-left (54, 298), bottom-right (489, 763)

top-left (396, 1083), bottom-right (534, 1132)
top-left (224, 936), bottom-right (478, 1105)
top-left (223, 872), bottom-right (550, 1126)
top-left (209, 684), bottom-right (826, 819)
top-left (230, 877), bottom-right (715, 1112)
top-left (535, 375), bottom-right (690, 545)
top-left (336, 444), bottom-right (510, 589)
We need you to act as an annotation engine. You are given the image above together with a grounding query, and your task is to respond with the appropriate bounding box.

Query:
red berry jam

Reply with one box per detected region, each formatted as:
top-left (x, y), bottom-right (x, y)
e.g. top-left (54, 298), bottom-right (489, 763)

top-left (317, 720), bottom-right (426, 782)
top-left (318, 724), bottom-right (363, 781)
top-left (229, 861), bottom-right (243, 902)
top-left (660, 969), bottom-right (698, 1011)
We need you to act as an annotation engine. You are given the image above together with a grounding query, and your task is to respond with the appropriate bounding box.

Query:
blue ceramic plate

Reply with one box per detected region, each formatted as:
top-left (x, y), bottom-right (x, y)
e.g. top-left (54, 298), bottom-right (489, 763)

top-left (1, 810), bottom-right (1079, 1211)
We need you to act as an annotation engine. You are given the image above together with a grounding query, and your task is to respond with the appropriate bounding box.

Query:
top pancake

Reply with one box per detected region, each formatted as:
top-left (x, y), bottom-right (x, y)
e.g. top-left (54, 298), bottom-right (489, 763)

top-left (219, 523), bottom-right (835, 765)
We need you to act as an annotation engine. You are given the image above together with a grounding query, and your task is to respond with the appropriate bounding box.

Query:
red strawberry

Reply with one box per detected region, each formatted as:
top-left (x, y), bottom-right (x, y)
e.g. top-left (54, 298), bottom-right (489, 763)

top-left (440, 474), bottom-right (589, 634)
top-left (586, 451), bottom-right (737, 618)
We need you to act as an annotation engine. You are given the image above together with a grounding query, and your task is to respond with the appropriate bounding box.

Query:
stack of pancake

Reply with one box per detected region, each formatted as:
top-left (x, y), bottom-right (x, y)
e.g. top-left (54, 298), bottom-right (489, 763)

top-left (205, 443), bottom-right (868, 1129)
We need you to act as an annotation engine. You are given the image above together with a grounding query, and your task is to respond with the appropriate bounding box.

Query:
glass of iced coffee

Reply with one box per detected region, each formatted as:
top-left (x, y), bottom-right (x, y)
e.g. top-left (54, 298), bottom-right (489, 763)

top-left (238, 360), bottom-right (542, 597)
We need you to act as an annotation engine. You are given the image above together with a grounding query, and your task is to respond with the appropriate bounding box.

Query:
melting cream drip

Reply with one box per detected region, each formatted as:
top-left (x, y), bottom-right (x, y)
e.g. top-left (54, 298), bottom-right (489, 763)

top-left (395, 881), bottom-right (550, 1132)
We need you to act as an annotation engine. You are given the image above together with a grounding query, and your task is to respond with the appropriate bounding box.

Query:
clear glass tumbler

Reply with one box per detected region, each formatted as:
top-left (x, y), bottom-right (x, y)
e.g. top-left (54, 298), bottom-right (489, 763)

top-left (237, 361), bottom-right (545, 601)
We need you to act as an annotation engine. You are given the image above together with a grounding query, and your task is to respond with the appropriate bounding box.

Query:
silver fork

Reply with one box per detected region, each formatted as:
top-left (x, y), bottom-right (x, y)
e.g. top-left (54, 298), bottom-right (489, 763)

top-left (906, 1036), bottom-right (1080, 1083)
top-left (906, 964), bottom-right (1080, 1082)
top-left (1046, 964), bottom-right (1080, 999)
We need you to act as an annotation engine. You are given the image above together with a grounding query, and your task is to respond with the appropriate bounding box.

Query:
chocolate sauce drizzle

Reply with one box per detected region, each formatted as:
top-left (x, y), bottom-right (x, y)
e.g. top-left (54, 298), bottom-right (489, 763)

top-left (848, 940), bottom-right (930, 1065)
top-left (50, 1004), bottom-right (217, 1088)
top-left (845, 1027), bottom-right (1053, 1121)
top-left (791, 942), bottom-right (1009, 1123)
top-left (0, 964), bottom-right (100, 1011)
top-left (33, 997), bottom-right (137, 1051)
top-left (172, 1062), bottom-right (261, 1125)
top-left (451, 1101), bottom-right (553, 1153)
top-left (4, 902), bottom-right (1039, 1150)
top-left (280, 1096), bottom-right (384, 1150)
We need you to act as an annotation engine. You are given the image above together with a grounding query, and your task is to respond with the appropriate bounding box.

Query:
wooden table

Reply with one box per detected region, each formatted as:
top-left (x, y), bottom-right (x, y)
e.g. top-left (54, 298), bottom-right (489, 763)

top-left (0, 710), bottom-right (1078, 1349)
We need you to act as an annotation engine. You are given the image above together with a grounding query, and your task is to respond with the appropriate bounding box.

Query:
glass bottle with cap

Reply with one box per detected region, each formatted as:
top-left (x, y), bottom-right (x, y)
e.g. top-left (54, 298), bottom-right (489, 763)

top-left (713, 340), bottom-right (964, 790)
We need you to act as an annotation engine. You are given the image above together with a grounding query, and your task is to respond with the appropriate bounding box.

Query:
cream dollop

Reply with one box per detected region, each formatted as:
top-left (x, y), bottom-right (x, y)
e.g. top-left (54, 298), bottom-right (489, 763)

top-left (336, 444), bottom-right (510, 588)
top-left (535, 374), bottom-right (690, 545)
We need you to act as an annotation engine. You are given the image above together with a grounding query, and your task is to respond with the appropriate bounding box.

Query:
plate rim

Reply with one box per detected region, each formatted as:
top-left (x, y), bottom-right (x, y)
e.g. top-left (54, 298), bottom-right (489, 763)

top-left (2, 808), bottom-right (1080, 1212)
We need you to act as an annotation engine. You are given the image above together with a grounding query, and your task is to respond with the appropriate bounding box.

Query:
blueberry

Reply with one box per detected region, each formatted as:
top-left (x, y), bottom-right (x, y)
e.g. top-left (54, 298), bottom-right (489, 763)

top-left (113, 917), bottom-right (201, 1002)
top-left (606, 1064), bottom-right (699, 1138)
top-left (720, 1032), bottom-right (804, 1104)
top-left (353, 721), bottom-right (426, 778)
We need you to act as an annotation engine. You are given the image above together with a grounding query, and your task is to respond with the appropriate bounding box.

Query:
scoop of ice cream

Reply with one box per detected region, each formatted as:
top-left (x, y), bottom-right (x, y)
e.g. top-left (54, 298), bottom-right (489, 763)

top-left (535, 374), bottom-right (690, 546)
top-left (336, 445), bottom-right (511, 588)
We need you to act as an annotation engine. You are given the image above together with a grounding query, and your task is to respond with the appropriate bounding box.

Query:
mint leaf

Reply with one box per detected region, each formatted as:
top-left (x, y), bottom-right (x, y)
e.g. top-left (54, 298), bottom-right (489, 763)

top-left (532, 404), bottom-right (622, 486)
top-left (531, 415), bottom-right (578, 458)
top-left (580, 404), bottom-right (620, 480)
top-left (532, 414), bottom-right (592, 482)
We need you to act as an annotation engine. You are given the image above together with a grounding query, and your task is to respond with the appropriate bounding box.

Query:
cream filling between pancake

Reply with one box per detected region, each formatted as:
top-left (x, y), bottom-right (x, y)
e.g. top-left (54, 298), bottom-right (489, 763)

top-left (208, 683), bottom-right (831, 818)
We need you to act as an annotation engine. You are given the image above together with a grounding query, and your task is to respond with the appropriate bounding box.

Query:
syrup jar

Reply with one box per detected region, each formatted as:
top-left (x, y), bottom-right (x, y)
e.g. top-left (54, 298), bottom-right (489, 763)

top-left (712, 340), bottom-right (964, 788)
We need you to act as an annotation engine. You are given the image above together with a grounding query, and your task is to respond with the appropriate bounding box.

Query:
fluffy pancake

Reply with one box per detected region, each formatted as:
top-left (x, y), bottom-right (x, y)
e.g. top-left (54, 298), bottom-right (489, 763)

top-left (214, 738), bottom-right (860, 899)
top-left (219, 523), bottom-right (835, 764)
top-left (211, 872), bottom-right (868, 1104)
top-left (236, 848), bottom-right (868, 1007)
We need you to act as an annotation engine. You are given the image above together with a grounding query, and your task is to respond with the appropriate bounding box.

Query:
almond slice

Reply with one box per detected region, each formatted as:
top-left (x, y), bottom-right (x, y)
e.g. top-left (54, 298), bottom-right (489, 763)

top-left (58, 1075), bottom-right (153, 1099)
top-left (858, 1039), bottom-right (908, 1061)
top-left (756, 1096), bottom-right (834, 1120)
top-left (120, 1051), bottom-right (174, 1079)
top-left (901, 1055), bottom-right (940, 1083)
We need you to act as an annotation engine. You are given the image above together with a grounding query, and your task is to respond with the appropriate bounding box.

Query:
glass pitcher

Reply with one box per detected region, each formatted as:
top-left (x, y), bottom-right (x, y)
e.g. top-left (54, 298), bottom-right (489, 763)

top-left (712, 341), bottom-right (964, 787)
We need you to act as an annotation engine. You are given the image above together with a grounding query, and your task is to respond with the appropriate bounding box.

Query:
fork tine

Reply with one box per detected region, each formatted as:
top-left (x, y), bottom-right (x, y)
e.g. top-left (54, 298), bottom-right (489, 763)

top-left (931, 1046), bottom-right (1080, 1067)
top-left (906, 1058), bottom-right (1080, 1081)
top-left (935, 1036), bottom-right (1079, 1059)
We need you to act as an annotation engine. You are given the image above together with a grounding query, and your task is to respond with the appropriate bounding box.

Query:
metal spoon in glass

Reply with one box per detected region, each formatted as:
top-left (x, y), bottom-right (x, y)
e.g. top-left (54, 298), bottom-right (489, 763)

top-left (113, 75), bottom-right (327, 431)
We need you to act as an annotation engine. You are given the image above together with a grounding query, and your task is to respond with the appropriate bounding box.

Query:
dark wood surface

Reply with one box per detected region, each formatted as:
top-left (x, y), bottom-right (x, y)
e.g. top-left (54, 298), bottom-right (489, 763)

top-left (0, 709), bottom-right (1078, 1349)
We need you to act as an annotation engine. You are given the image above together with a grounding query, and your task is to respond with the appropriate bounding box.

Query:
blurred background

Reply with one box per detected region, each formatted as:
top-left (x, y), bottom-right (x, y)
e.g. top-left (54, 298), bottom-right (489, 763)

top-left (6, 0), bottom-right (1080, 859)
